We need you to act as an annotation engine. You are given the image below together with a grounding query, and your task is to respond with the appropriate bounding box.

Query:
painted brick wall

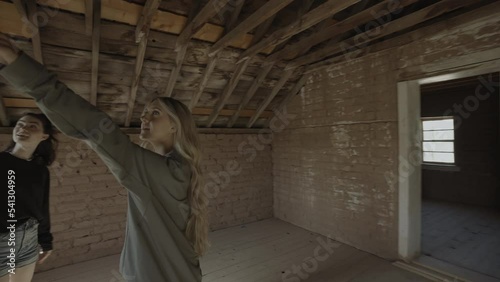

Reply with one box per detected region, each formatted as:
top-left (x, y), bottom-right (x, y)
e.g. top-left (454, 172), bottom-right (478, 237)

top-left (0, 132), bottom-right (273, 271)
top-left (272, 4), bottom-right (500, 259)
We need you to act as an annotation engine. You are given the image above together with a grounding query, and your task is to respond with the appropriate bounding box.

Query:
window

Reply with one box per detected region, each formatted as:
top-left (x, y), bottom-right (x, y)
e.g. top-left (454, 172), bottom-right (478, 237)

top-left (422, 117), bottom-right (455, 164)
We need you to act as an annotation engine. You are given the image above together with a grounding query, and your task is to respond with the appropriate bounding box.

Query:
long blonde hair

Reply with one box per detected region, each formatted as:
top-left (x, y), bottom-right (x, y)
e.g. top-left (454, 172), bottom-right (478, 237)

top-left (153, 97), bottom-right (210, 257)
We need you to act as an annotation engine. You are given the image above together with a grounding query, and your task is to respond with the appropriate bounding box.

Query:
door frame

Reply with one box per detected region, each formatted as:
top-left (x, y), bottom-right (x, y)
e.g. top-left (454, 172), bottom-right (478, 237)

top-left (397, 55), bottom-right (500, 261)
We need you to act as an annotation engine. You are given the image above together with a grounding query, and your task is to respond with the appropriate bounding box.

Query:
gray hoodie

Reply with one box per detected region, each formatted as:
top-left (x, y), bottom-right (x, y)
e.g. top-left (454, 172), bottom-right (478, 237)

top-left (0, 53), bottom-right (202, 282)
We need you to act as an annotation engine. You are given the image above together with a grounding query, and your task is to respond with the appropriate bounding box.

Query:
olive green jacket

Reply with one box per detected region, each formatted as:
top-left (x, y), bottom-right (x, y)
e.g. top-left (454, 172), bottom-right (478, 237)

top-left (0, 53), bottom-right (202, 282)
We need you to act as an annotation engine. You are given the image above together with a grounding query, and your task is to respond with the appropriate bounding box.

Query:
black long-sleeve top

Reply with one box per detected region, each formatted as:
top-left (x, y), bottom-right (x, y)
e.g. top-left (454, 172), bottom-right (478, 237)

top-left (1, 151), bottom-right (53, 251)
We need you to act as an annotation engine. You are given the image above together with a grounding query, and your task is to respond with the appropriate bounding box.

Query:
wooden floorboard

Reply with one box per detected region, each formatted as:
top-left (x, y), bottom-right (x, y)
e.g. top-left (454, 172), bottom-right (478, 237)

top-left (34, 218), bottom-right (431, 282)
top-left (422, 199), bottom-right (500, 279)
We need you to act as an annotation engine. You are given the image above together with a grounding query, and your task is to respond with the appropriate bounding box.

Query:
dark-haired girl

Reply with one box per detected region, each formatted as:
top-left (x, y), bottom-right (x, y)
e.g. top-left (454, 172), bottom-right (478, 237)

top-left (0, 113), bottom-right (58, 282)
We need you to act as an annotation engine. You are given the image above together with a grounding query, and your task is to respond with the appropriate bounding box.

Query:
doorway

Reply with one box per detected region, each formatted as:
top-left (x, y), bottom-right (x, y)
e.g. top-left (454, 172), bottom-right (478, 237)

top-left (397, 62), bottom-right (500, 280)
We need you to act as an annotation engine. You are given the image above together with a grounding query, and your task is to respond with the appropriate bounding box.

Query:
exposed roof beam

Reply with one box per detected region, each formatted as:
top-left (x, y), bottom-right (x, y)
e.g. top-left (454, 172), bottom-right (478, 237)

top-left (2, 97), bottom-right (274, 119)
top-left (271, 0), bottom-right (316, 52)
top-left (275, 75), bottom-right (308, 113)
top-left (225, 0), bottom-right (245, 32)
top-left (162, 45), bottom-right (187, 98)
top-left (189, 54), bottom-right (218, 110)
top-left (13, 0), bottom-right (43, 63)
top-left (90, 0), bottom-right (100, 106)
top-left (268, 0), bottom-right (419, 62)
top-left (208, 0), bottom-right (294, 57)
top-left (247, 68), bottom-right (294, 128)
top-left (84, 0), bottom-right (93, 35)
top-left (212, 12), bottom-right (280, 127)
top-left (190, 1), bottom-right (270, 111)
top-left (288, 0), bottom-right (478, 69)
top-left (264, 74), bottom-right (308, 128)
top-left (205, 58), bottom-right (251, 127)
top-left (224, 1), bottom-right (314, 127)
top-left (227, 62), bottom-right (274, 127)
top-left (5, 1), bottom-right (270, 52)
top-left (0, 97), bottom-right (9, 126)
top-left (238, 0), bottom-right (362, 62)
top-left (124, 0), bottom-right (162, 126)
top-left (0, 126), bottom-right (272, 135)
top-left (176, 0), bottom-right (231, 51)
top-left (305, 1), bottom-right (500, 74)
top-left (135, 0), bottom-right (162, 43)
top-left (164, 0), bottom-right (219, 98)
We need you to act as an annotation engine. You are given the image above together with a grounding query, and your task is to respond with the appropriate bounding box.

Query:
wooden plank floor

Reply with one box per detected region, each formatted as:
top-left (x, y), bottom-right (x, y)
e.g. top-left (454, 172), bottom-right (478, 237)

top-left (422, 199), bottom-right (500, 279)
top-left (34, 218), bottom-right (430, 282)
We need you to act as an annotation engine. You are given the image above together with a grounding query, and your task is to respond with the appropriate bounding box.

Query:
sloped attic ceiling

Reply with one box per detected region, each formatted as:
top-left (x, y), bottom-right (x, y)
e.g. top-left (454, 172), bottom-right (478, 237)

top-left (0, 0), bottom-right (495, 131)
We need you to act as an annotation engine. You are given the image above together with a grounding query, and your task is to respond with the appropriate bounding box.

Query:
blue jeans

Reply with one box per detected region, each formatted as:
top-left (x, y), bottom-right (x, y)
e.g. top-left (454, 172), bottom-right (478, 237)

top-left (0, 218), bottom-right (40, 277)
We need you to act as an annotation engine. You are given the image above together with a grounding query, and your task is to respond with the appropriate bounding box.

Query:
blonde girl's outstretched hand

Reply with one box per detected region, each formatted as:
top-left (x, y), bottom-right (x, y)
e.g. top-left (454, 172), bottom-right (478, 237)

top-left (0, 33), bottom-right (20, 66)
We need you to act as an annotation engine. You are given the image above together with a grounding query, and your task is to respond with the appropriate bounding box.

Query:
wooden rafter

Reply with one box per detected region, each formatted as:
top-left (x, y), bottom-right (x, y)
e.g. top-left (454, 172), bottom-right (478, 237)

top-left (0, 97), bottom-right (9, 126)
top-left (84, 0), bottom-right (93, 35)
top-left (264, 74), bottom-right (308, 128)
top-left (225, 0), bottom-right (245, 32)
top-left (271, 0), bottom-right (316, 52)
top-left (247, 68), bottom-right (294, 128)
top-left (2, 97), bottom-right (274, 119)
top-left (13, 0), bottom-right (43, 63)
top-left (288, 0), bottom-right (478, 69)
top-left (238, 0), bottom-right (362, 62)
top-left (304, 2), bottom-right (500, 74)
top-left (135, 0), bottom-right (162, 43)
top-left (227, 62), bottom-right (274, 127)
top-left (124, 0), bottom-right (161, 126)
top-left (190, 0), bottom-right (272, 113)
top-left (221, 0), bottom-right (313, 128)
top-left (208, 7), bottom-right (284, 128)
top-left (3, 0), bottom-right (274, 53)
top-left (268, 0), bottom-right (419, 62)
top-left (189, 54), bottom-right (218, 110)
top-left (208, 0), bottom-right (294, 57)
top-left (175, 0), bottom-right (230, 51)
top-left (205, 59), bottom-right (251, 127)
top-left (164, 0), bottom-right (223, 98)
top-left (90, 0), bottom-right (100, 106)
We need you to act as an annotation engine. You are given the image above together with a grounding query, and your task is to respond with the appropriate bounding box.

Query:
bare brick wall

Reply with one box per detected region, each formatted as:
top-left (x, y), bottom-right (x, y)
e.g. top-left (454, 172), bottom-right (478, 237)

top-left (0, 132), bottom-right (272, 271)
top-left (272, 5), bottom-right (500, 259)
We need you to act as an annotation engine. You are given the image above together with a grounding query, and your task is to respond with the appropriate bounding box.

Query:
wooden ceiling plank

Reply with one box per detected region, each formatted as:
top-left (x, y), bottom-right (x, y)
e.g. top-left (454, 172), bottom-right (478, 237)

top-left (246, 67), bottom-right (293, 128)
top-left (206, 58), bottom-right (252, 127)
top-left (209, 0), bottom-right (294, 57)
top-left (3, 97), bottom-right (36, 108)
top-left (135, 0), bottom-right (162, 43)
top-left (227, 62), bottom-right (274, 127)
top-left (238, 0), bottom-right (361, 62)
top-left (125, 0), bottom-right (162, 126)
top-left (189, 54), bottom-right (218, 110)
top-left (90, 0), bottom-right (100, 106)
top-left (288, 0), bottom-right (479, 68)
top-left (269, 0), bottom-right (419, 62)
top-left (85, 0), bottom-right (93, 35)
